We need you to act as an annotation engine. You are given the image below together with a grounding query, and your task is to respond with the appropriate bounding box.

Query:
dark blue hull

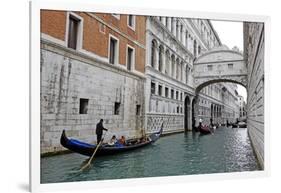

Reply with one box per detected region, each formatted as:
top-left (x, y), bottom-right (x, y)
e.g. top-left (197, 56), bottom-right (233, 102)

top-left (60, 128), bottom-right (163, 157)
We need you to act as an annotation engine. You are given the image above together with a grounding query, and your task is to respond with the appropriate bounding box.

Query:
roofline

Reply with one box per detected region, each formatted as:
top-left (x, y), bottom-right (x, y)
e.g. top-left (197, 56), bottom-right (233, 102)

top-left (207, 20), bottom-right (222, 46)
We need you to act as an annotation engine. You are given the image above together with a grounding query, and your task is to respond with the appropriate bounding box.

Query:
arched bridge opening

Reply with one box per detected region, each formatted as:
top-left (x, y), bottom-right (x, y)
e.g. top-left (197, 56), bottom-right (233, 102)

top-left (191, 46), bottom-right (248, 130)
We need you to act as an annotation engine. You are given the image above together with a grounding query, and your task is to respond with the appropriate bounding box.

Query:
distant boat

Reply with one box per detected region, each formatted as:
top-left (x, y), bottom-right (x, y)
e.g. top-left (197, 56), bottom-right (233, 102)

top-left (199, 125), bottom-right (212, 135)
top-left (60, 126), bottom-right (163, 157)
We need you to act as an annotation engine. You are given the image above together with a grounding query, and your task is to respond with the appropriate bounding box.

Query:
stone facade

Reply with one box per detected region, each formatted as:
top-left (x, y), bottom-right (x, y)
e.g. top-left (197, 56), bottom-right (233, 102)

top-left (41, 11), bottom-right (246, 155)
top-left (145, 16), bottom-right (241, 133)
top-left (40, 11), bottom-right (146, 155)
top-left (238, 95), bottom-right (247, 119)
top-left (244, 22), bottom-right (265, 168)
top-left (196, 83), bottom-right (240, 126)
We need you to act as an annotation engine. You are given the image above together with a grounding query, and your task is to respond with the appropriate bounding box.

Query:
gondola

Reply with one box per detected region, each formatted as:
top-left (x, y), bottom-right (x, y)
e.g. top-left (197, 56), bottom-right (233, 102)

top-left (199, 125), bottom-right (212, 135)
top-left (60, 126), bottom-right (163, 157)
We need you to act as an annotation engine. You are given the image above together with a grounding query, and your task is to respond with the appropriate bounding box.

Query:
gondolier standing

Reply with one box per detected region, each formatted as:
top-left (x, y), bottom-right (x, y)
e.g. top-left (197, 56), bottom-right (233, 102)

top-left (96, 119), bottom-right (108, 144)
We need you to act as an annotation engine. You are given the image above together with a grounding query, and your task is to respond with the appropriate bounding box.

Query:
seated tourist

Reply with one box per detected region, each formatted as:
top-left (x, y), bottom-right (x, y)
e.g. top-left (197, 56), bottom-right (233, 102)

top-left (118, 136), bottom-right (126, 145)
top-left (107, 135), bottom-right (117, 146)
top-left (140, 136), bottom-right (147, 143)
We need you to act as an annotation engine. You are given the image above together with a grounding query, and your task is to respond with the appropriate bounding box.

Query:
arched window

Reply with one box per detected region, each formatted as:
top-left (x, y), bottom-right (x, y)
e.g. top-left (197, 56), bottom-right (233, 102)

top-left (176, 20), bottom-right (179, 39)
top-left (171, 17), bottom-right (174, 33)
top-left (151, 40), bottom-right (157, 68)
top-left (180, 25), bottom-right (183, 42)
top-left (180, 61), bottom-right (184, 81)
top-left (165, 50), bottom-right (170, 75)
top-left (186, 65), bottom-right (189, 84)
top-left (185, 31), bottom-right (188, 48)
top-left (176, 58), bottom-right (180, 80)
top-left (193, 40), bottom-right (197, 56)
top-left (171, 54), bottom-right (175, 78)
top-left (159, 45), bottom-right (164, 72)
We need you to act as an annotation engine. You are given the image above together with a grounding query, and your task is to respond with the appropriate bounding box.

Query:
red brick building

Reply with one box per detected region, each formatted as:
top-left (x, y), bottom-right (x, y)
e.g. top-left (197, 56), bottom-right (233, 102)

top-left (40, 10), bottom-right (146, 155)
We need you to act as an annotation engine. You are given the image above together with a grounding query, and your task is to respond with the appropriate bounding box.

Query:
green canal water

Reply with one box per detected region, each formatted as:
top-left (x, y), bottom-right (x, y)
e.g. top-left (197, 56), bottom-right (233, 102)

top-left (41, 127), bottom-right (261, 183)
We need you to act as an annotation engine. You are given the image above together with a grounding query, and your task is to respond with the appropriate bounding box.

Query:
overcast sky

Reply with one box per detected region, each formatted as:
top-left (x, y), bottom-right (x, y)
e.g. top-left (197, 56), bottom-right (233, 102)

top-left (210, 20), bottom-right (246, 102)
top-left (211, 20), bottom-right (243, 51)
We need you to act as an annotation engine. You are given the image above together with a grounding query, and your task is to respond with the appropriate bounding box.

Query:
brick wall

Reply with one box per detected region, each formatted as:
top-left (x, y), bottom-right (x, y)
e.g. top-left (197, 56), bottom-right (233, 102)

top-left (41, 10), bottom-right (146, 73)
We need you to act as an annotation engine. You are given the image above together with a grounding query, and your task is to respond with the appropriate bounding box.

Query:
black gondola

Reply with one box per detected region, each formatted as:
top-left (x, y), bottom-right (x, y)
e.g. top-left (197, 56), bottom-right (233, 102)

top-left (199, 125), bottom-right (212, 135)
top-left (60, 127), bottom-right (163, 157)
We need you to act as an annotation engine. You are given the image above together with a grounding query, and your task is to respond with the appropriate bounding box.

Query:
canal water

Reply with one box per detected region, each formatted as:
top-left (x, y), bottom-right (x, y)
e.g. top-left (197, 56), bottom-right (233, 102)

top-left (41, 127), bottom-right (261, 183)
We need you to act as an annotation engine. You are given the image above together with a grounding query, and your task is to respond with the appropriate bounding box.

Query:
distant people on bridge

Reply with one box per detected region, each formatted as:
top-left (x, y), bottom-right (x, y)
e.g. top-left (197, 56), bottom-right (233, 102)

top-left (96, 119), bottom-right (108, 144)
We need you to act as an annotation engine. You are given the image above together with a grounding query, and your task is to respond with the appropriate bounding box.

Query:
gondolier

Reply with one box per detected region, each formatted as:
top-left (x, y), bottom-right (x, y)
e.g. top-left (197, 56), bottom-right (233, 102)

top-left (96, 119), bottom-right (108, 144)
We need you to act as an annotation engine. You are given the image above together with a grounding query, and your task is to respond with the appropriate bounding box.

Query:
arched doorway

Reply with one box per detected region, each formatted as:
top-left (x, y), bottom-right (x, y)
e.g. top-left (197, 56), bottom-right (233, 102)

top-left (191, 98), bottom-right (197, 131)
top-left (184, 95), bottom-right (190, 131)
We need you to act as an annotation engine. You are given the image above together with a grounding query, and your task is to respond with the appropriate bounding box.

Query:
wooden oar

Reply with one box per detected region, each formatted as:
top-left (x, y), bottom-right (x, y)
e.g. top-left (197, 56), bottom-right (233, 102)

top-left (79, 131), bottom-right (108, 171)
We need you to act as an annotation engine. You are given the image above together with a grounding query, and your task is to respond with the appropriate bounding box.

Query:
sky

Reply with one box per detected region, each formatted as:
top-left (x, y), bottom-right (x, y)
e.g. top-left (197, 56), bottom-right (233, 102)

top-left (210, 20), bottom-right (246, 102)
top-left (211, 20), bottom-right (243, 51)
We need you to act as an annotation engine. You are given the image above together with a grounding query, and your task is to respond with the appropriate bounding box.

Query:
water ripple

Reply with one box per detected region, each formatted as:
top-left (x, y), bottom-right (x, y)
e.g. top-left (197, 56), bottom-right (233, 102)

top-left (41, 127), bottom-right (261, 183)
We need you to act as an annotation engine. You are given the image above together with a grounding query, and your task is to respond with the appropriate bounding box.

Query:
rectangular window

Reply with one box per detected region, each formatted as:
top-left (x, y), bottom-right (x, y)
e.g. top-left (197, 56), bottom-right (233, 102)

top-left (112, 14), bottom-right (120, 19)
top-left (99, 23), bottom-right (106, 34)
top-left (180, 93), bottom-right (183, 101)
top-left (67, 16), bottom-right (80, 49)
top-left (176, 91), bottom-right (178, 100)
top-left (114, 102), bottom-right (121, 115)
top-left (158, 85), bottom-right (163, 96)
top-left (136, 105), bottom-right (141, 115)
top-left (127, 46), bottom-right (134, 71)
top-left (207, 65), bottom-right (213, 71)
top-left (109, 37), bottom-right (118, 64)
top-left (128, 15), bottom-right (135, 30)
top-left (151, 82), bottom-right (156, 94)
top-left (165, 87), bottom-right (169, 97)
top-left (79, 98), bottom-right (89, 114)
top-left (171, 89), bottom-right (174, 99)
top-left (228, 63), bottom-right (234, 69)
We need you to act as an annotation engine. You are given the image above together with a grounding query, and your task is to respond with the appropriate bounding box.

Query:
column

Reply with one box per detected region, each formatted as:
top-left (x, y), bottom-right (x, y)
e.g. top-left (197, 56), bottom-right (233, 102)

top-left (166, 51), bottom-right (171, 75)
top-left (162, 17), bottom-right (166, 26)
top-left (167, 17), bottom-right (172, 32)
top-left (172, 18), bottom-right (177, 36)
top-left (189, 96), bottom-right (194, 130)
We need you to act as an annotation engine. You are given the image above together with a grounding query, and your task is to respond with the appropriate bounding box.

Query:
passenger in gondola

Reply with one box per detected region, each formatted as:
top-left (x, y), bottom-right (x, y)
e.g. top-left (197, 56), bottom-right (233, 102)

top-left (118, 136), bottom-right (126, 145)
top-left (140, 136), bottom-right (147, 143)
top-left (107, 135), bottom-right (117, 146)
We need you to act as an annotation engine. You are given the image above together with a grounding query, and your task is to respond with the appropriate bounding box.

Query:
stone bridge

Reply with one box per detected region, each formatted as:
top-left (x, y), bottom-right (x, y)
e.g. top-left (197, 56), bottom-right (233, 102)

top-left (193, 46), bottom-right (247, 94)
